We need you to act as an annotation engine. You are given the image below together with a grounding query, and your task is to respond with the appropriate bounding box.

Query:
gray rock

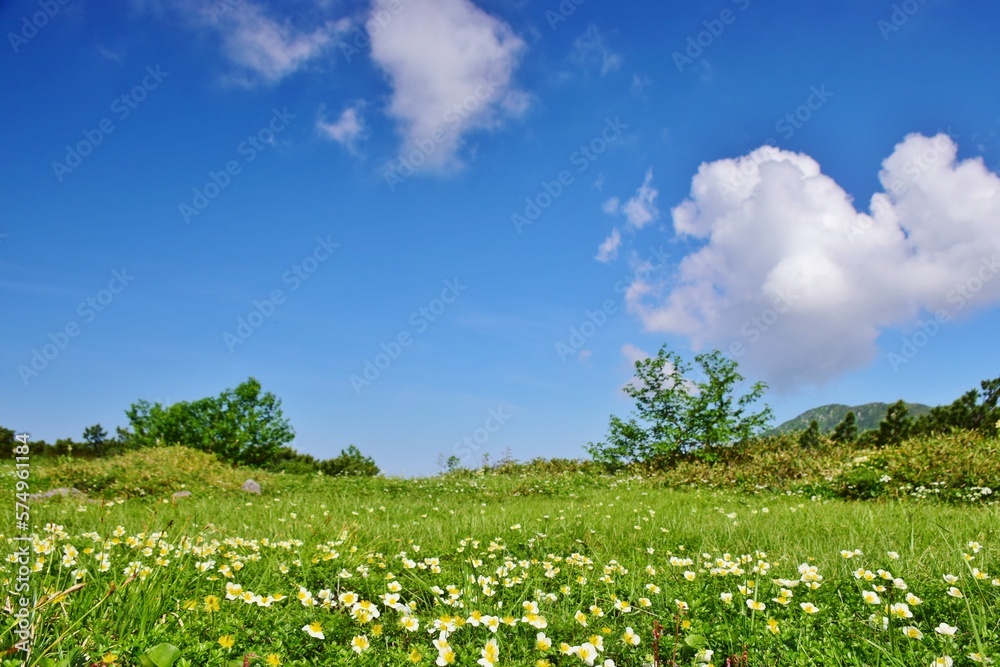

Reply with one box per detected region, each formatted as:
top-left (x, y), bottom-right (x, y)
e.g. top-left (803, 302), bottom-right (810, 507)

top-left (242, 479), bottom-right (261, 495)
top-left (172, 490), bottom-right (192, 499)
top-left (27, 487), bottom-right (83, 502)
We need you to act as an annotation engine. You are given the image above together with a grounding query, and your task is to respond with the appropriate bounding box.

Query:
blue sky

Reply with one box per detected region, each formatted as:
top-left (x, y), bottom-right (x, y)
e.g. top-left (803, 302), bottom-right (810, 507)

top-left (3, 0), bottom-right (1000, 476)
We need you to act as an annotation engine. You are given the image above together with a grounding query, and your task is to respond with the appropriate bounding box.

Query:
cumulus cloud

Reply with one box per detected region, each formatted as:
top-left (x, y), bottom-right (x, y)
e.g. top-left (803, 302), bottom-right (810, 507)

top-left (370, 0), bottom-right (528, 172)
top-left (595, 228), bottom-right (622, 263)
top-left (317, 104), bottom-right (365, 151)
top-left (624, 133), bottom-right (1000, 389)
top-left (569, 24), bottom-right (622, 75)
top-left (197, 1), bottom-right (346, 85)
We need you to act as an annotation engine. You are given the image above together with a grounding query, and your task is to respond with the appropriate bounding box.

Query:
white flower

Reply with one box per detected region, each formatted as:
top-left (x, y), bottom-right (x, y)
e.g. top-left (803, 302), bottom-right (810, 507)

top-left (302, 622), bottom-right (324, 640)
top-left (934, 623), bottom-right (958, 636)
top-left (575, 642), bottom-right (599, 666)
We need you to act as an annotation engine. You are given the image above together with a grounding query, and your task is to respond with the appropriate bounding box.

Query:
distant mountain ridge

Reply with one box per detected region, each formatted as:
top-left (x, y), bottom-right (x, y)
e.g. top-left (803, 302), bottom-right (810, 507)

top-left (769, 402), bottom-right (934, 435)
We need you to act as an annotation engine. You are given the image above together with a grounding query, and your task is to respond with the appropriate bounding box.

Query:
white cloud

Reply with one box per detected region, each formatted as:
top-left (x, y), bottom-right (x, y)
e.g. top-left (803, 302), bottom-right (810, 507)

top-left (570, 24), bottom-right (621, 75)
top-left (317, 104), bottom-right (365, 151)
top-left (369, 0), bottom-right (527, 172)
top-left (595, 228), bottom-right (622, 263)
top-left (620, 343), bottom-right (685, 394)
top-left (623, 133), bottom-right (1000, 389)
top-left (595, 171), bottom-right (660, 263)
top-left (198, 1), bottom-right (345, 86)
top-left (622, 169), bottom-right (659, 228)
top-left (621, 343), bottom-right (649, 366)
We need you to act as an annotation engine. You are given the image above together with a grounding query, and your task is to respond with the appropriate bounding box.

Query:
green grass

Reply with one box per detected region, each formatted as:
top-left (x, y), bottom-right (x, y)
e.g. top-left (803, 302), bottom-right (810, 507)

top-left (2, 446), bottom-right (998, 667)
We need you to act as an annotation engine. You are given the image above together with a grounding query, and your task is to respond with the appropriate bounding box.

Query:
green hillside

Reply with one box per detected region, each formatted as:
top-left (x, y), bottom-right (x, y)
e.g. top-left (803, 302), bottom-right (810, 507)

top-left (770, 401), bottom-right (934, 434)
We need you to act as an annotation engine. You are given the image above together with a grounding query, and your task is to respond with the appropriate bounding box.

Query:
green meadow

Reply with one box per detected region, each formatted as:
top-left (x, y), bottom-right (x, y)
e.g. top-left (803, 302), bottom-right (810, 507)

top-left (2, 444), bottom-right (998, 667)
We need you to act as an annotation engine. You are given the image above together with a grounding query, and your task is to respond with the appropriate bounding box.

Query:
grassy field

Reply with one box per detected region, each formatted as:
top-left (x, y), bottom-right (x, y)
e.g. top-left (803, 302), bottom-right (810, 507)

top-left (2, 447), bottom-right (998, 667)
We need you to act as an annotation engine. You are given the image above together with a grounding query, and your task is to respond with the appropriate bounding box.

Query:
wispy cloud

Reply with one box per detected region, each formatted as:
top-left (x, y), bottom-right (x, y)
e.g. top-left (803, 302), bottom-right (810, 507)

top-left (196, 0), bottom-right (348, 86)
top-left (595, 228), bottom-right (622, 263)
top-left (570, 24), bottom-right (622, 75)
top-left (317, 103), bottom-right (366, 152)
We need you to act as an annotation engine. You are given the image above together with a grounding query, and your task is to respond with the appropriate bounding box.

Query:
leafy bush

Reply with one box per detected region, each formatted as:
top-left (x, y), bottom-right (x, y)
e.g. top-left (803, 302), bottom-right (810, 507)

top-left (319, 445), bottom-right (379, 477)
top-left (122, 377), bottom-right (295, 466)
top-left (832, 454), bottom-right (891, 500)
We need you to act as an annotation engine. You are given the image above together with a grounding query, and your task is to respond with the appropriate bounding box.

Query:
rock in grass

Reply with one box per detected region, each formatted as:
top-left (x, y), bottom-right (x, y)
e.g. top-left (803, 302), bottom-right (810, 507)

top-left (171, 490), bottom-right (192, 500)
top-left (28, 487), bottom-right (83, 502)
top-left (242, 479), bottom-right (261, 495)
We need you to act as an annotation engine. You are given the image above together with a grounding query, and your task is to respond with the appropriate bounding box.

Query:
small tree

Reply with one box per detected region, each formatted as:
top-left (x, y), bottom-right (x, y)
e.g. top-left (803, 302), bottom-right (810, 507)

top-left (82, 424), bottom-right (108, 456)
top-left (831, 411), bottom-right (858, 444)
top-left (587, 346), bottom-right (772, 467)
top-left (799, 420), bottom-right (822, 449)
top-left (876, 400), bottom-right (911, 448)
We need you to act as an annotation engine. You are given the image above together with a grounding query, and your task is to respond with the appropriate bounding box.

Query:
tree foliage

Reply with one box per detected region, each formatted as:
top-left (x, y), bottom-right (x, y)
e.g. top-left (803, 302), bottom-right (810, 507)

top-left (586, 346), bottom-right (772, 467)
top-left (913, 375), bottom-right (1000, 437)
top-left (82, 424), bottom-right (108, 456)
top-left (876, 400), bottom-right (912, 448)
top-left (320, 445), bottom-right (380, 477)
top-left (831, 410), bottom-right (858, 444)
top-left (799, 419), bottom-right (822, 449)
top-left (122, 377), bottom-right (295, 466)
top-left (265, 444), bottom-right (380, 476)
